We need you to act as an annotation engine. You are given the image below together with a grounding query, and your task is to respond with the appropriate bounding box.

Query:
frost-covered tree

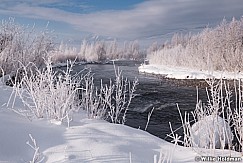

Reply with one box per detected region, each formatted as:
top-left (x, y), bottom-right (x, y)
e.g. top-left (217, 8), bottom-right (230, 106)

top-left (123, 40), bottom-right (141, 60)
top-left (148, 17), bottom-right (243, 72)
top-left (95, 41), bottom-right (106, 61)
top-left (52, 39), bottom-right (144, 63)
top-left (147, 42), bottom-right (159, 55)
top-left (52, 41), bottom-right (78, 63)
top-left (78, 39), bottom-right (88, 61)
top-left (0, 18), bottom-right (55, 74)
top-left (107, 40), bottom-right (119, 60)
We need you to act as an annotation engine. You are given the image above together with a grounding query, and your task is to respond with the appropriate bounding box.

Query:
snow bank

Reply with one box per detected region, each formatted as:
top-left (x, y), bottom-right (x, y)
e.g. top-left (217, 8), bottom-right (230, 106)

top-left (0, 83), bottom-right (241, 162)
top-left (139, 64), bottom-right (243, 79)
top-left (0, 109), bottom-right (196, 163)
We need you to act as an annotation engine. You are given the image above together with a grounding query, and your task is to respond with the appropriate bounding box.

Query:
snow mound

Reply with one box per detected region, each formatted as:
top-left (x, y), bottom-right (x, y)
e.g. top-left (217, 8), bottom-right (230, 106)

top-left (191, 115), bottom-right (233, 149)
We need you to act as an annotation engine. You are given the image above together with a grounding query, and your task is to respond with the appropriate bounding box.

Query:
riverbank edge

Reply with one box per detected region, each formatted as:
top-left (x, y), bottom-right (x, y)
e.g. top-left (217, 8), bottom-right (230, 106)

top-left (138, 64), bottom-right (242, 88)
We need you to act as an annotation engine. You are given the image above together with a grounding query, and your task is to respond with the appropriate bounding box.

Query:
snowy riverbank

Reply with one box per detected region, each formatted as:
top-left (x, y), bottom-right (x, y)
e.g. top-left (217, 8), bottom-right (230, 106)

top-left (138, 64), bottom-right (243, 80)
top-left (0, 79), bottom-right (242, 162)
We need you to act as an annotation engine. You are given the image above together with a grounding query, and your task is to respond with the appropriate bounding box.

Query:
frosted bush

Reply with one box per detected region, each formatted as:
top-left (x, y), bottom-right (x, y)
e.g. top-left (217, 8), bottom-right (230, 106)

top-left (10, 56), bottom-right (137, 126)
top-left (191, 115), bottom-right (233, 149)
top-left (79, 70), bottom-right (101, 119)
top-left (171, 78), bottom-right (243, 154)
top-left (80, 65), bottom-right (138, 124)
top-left (13, 59), bottom-right (82, 125)
top-left (0, 18), bottom-right (55, 74)
top-left (106, 65), bottom-right (138, 124)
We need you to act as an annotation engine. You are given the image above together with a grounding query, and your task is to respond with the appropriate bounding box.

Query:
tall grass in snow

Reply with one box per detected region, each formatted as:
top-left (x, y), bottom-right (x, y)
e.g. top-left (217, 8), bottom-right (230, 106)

top-left (148, 18), bottom-right (243, 72)
top-left (172, 79), bottom-right (243, 154)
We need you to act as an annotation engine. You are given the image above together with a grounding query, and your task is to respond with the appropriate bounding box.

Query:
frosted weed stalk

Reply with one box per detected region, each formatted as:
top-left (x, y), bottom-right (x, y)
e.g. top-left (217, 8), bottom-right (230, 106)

top-left (233, 79), bottom-right (243, 152)
top-left (172, 78), bottom-right (243, 154)
top-left (12, 59), bottom-right (82, 126)
top-left (80, 64), bottom-right (138, 124)
top-left (27, 134), bottom-right (44, 163)
top-left (107, 64), bottom-right (138, 124)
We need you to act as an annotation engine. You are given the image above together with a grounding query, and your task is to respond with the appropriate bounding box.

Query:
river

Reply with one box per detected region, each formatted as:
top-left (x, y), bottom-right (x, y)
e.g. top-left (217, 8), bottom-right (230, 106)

top-left (70, 60), bottom-right (208, 143)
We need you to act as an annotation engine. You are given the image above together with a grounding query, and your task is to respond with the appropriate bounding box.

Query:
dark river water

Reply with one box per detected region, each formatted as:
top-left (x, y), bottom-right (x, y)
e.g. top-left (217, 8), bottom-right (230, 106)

top-left (71, 60), bottom-right (208, 143)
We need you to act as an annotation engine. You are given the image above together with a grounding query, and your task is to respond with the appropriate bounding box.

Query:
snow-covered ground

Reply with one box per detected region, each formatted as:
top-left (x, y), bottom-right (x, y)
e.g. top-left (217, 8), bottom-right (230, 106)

top-left (0, 80), bottom-right (242, 162)
top-left (139, 64), bottom-right (243, 79)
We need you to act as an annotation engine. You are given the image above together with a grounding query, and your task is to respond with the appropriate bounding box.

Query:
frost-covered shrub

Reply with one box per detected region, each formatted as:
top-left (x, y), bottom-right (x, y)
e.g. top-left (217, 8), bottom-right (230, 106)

top-left (80, 65), bottom-right (138, 124)
top-left (13, 59), bottom-right (81, 125)
top-left (12, 57), bottom-right (138, 125)
top-left (105, 66), bottom-right (138, 124)
top-left (148, 18), bottom-right (243, 72)
top-left (191, 115), bottom-right (233, 149)
top-left (0, 18), bottom-right (55, 74)
top-left (173, 78), bottom-right (243, 153)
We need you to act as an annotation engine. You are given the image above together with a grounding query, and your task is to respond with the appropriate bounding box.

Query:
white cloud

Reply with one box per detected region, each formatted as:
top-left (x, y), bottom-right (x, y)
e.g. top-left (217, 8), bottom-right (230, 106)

top-left (0, 0), bottom-right (243, 43)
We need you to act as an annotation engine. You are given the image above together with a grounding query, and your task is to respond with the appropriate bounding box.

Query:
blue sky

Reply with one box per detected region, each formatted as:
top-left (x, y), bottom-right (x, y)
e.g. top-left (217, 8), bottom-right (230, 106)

top-left (0, 0), bottom-right (243, 47)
